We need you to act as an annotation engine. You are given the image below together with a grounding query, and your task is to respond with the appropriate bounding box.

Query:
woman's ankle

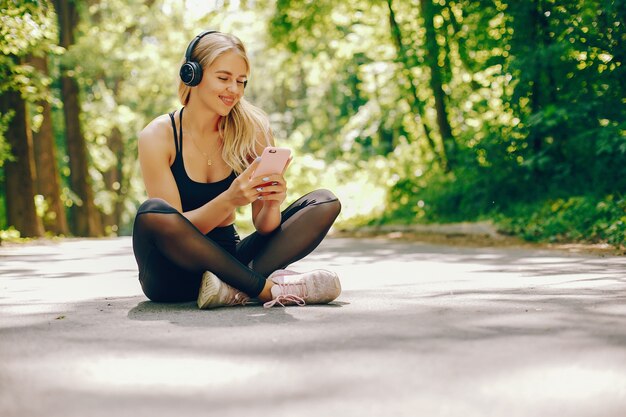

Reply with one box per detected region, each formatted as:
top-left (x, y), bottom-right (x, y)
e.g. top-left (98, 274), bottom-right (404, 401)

top-left (258, 280), bottom-right (275, 302)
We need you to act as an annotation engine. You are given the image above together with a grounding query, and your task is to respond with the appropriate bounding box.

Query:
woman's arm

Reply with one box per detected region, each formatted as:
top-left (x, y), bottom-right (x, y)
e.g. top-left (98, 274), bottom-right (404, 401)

top-left (138, 117), bottom-right (238, 234)
top-left (138, 117), bottom-right (184, 209)
top-left (252, 197), bottom-right (283, 235)
top-left (250, 141), bottom-right (291, 235)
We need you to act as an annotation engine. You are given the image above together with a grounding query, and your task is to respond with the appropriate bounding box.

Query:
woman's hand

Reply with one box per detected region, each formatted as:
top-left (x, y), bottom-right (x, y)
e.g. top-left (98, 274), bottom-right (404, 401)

top-left (250, 156), bottom-right (292, 234)
top-left (252, 156), bottom-right (291, 205)
top-left (252, 173), bottom-right (288, 206)
top-left (224, 157), bottom-right (289, 208)
top-left (223, 158), bottom-right (262, 207)
top-left (227, 156), bottom-right (293, 207)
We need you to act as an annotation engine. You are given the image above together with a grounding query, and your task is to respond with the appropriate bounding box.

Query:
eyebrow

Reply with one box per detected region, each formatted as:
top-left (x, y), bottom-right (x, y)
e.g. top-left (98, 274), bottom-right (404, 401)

top-left (214, 70), bottom-right (247, 78)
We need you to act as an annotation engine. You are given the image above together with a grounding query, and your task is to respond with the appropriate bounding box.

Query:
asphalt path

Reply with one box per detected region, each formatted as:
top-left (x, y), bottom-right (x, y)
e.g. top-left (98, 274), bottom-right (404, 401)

top-left (1, 236), bottom-right (625, 417)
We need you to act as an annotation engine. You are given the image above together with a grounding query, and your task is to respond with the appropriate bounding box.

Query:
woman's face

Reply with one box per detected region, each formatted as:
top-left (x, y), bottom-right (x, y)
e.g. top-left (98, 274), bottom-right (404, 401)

top-left (196, 51), bottom-right (248, 116)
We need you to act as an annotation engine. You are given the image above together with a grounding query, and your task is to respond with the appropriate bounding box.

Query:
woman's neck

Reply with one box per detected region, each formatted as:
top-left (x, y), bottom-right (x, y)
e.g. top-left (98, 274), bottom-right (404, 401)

top-left (183, 100), bottom-right (221, 137)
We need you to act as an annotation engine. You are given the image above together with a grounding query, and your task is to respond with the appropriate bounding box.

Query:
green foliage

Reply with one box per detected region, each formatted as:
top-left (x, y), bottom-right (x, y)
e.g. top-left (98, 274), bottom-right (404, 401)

top-left (497, 195), bottom-right (626, 246)
top-left (0, 1), bottom-right (57, 62)
top-left (0, 111), bottom-right (13, 166)
top-left (498, 0), bottom-right (626, 197)
top-left (0, 0), bottom-right (57, 166)
top-left (381, 161), bottom-right (511, 225)
top-left (0, 226), bottom-right (21, 241)
top-left (1, 0), bottom-right (624, 246)
top-left (348, 0), bottom-right (626, 248)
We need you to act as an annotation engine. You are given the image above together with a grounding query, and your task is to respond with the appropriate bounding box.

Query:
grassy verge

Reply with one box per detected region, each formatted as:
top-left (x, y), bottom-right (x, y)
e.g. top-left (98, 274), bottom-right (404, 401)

top-left (495, 194), bottom-right (625, 248)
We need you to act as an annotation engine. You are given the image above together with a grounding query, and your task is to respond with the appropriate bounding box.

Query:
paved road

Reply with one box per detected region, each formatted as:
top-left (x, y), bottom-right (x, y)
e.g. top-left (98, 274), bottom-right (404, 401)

top-left (1, 237), bottom-right (625, 417)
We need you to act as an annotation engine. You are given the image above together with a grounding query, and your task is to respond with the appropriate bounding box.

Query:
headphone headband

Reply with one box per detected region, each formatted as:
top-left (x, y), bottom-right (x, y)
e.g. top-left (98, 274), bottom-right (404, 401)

top-left (184, 30), bottom-right (219, 62)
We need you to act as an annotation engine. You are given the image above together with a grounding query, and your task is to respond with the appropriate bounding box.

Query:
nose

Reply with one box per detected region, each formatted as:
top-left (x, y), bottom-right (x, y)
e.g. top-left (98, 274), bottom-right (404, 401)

top-left (226, 79), bottom-right (240, 93)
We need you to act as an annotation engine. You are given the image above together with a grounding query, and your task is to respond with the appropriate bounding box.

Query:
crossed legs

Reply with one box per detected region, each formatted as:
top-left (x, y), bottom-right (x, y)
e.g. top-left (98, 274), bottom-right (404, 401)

top-left (132, 189), bottom-right (341, 303)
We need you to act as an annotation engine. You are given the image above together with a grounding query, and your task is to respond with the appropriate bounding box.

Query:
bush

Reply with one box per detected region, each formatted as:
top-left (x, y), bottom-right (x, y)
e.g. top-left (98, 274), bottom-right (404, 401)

top-left (380, 161), bottom-right (625, 248)
top-left (496, 195), bottom-right (626, 246)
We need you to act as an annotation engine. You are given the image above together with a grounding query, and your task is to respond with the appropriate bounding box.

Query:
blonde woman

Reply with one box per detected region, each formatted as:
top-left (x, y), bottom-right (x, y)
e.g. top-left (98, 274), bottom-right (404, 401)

top-left (132, 30), bottom-right (342, 308)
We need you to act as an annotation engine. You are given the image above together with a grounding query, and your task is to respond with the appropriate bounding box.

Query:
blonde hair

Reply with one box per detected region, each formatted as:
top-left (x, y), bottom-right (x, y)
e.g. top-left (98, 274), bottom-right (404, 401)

top-left (177, 32), bottom-right (272, 174)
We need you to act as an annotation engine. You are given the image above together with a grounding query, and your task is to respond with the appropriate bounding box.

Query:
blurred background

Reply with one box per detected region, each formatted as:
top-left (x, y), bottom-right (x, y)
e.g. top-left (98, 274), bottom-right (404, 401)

top-left (1, 0), bottom-right (624, 247)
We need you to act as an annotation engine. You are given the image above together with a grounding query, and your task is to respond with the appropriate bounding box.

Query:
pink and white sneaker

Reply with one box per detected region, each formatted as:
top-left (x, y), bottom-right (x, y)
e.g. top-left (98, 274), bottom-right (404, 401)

top-left (197, 271), bottom-right (250, 309)
top-left (263, 269), bottom-right (341, 308)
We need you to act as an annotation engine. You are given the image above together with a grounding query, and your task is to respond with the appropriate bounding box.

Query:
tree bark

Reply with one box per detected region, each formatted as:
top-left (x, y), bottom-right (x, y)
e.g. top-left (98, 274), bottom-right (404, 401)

top-left (420, 0), bottom-right (457, 172)
top-left (102, 126), bottom-right (125, 234)
top-left (29, 54), bottom-right (70, 236)
top-left (54, 0), bottom-right (102, 236)
top-left (0, 84), bottom-right (44, 237)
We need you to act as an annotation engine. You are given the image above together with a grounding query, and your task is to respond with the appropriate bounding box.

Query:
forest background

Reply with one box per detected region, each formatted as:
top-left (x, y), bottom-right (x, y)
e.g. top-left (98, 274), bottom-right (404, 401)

top-left (1, 0), bottom-right (625, 248)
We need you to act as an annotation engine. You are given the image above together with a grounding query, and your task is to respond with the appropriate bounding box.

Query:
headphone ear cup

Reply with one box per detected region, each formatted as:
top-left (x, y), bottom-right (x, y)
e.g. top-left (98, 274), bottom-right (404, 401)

top-left (180, 61), bottom-right (203, 86)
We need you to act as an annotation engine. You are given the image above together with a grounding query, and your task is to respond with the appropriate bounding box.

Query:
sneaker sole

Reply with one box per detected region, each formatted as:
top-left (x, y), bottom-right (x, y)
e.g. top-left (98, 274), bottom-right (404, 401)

top-left (197, 271), bottom-right (221, 309)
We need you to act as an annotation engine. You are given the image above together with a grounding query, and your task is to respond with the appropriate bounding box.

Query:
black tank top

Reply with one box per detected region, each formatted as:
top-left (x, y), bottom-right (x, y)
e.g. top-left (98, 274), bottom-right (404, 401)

top-left (168, 108), bottom-right (237, 212)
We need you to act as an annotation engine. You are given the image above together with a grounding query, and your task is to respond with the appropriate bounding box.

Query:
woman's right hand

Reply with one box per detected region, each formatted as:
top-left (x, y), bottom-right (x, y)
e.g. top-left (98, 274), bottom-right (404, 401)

top-left (224, 157), bottom-right (265, 207)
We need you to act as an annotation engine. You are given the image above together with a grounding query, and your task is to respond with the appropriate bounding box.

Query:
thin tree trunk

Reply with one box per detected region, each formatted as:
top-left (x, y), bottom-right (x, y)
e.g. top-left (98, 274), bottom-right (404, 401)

top-left (29, 54), bottom-right (70, 236)
top-left (420, 0), bottom-right (457, 172)
top-left (386, 0), bottom-right (439, 161)
top-left (54, 0), bottom-right (102, 236)
top-left (102, 126), bottom-right (124, 234)
top-left (0, 83), bottom-right (44, 237)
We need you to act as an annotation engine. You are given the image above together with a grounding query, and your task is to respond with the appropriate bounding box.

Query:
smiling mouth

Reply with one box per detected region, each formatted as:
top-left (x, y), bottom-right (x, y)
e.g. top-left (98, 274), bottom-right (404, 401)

top-left (220, 96), bottom-right (235, 106)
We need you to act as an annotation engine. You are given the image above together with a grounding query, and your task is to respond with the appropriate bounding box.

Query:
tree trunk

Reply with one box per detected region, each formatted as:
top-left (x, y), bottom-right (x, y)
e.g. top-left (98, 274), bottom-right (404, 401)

top-left (29, 54), bottom-right (70, 236)
top-left (0, 85), bottom-right (44, 237)
top-left (102, 126), bottom-right (125, 234)
top-left (420, 0), bottom-right (457, 172)
top-left (54, 0), bottom-right (102, 236)
top-left (386, 0), bottom-right (439, 160)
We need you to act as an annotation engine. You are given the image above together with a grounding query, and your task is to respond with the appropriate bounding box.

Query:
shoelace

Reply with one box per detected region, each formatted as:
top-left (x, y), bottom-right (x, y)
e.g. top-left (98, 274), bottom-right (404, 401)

top-left (227, 292), bottom-right (250, 306)
top-left (263, 282), bottom-right (307, 308)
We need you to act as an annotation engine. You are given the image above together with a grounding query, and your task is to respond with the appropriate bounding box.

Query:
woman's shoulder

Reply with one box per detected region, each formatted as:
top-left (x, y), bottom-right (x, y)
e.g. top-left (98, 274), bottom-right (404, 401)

top-left (139, 113), bottom-right (175, 145)
top-left (138, 113), bottom-right (178, 162)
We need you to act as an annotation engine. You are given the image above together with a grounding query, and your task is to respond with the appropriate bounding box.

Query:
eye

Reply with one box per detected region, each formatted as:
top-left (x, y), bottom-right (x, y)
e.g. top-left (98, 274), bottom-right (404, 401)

top-left (218, 77), bottom-right (229, 81)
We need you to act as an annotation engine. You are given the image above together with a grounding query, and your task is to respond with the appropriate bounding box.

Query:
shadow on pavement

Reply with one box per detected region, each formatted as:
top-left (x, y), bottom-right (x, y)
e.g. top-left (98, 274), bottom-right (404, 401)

top-left (127, 299), bottom-right (345, 328)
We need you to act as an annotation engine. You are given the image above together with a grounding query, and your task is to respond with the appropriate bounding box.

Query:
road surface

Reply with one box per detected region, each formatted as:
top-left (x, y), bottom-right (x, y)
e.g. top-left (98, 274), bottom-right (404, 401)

top-left (1, 237), bottom-right (625, 417)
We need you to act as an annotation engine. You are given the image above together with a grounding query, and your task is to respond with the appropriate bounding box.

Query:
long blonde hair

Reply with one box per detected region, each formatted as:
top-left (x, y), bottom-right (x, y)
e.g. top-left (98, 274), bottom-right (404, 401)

top-left (177, 32), bottom-right (272, 174)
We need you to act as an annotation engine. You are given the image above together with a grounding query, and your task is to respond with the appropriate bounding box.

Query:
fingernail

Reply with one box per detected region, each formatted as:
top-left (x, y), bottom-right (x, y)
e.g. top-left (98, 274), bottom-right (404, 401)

top-left (262, 177), bottom-right (270, 182)
top-left (255, 157), bottom-right (261, 162)
top-left (257, 196), bottom-right (263, 200)
top-left (256, 187), bottom-right (263, 192)
top-left (271, 182), bottom-right (278, 186)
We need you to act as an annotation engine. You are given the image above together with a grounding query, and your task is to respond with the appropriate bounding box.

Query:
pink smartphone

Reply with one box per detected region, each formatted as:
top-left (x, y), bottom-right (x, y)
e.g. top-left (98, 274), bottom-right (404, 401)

top-left (254, 147), bottom-right (291, 177)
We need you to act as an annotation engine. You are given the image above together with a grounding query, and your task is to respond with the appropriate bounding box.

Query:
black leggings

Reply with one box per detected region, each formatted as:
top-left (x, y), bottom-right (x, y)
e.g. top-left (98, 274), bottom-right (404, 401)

top-left (131, 189), bottom-right (341, 302)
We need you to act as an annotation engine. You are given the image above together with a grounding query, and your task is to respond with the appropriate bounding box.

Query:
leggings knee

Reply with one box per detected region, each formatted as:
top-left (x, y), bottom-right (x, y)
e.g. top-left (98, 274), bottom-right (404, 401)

top-left (307, 189), bottom-right (341, 227)
top-left (318, 189), bottom-right (341, 216)
top-left (134, 198), bottom-right (183, 236)
top-left (137, 198), bottom-right (177, 214)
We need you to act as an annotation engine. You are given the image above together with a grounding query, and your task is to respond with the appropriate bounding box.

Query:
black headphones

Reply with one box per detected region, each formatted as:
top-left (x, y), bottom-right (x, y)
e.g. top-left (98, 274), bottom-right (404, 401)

top-left (179, 30), bottom-right (219, 87)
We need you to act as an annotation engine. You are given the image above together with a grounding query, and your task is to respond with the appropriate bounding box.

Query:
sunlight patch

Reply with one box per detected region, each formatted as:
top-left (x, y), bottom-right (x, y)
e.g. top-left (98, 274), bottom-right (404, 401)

top-left (483, 365), bottom-right (626, 401)
top-left (80, 355), bottom-right (261, 390)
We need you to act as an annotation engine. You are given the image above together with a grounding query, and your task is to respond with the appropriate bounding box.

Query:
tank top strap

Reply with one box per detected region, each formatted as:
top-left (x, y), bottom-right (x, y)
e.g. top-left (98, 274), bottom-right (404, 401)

top-left (178, 107), bottom-right (184, 153)
top-left (168, 110), bottom-right (181, 154)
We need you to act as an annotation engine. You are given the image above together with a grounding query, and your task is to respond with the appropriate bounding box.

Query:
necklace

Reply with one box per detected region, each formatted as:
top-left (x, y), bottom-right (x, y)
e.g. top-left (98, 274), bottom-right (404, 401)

top-left (188, 130), bottom-right (212, 166)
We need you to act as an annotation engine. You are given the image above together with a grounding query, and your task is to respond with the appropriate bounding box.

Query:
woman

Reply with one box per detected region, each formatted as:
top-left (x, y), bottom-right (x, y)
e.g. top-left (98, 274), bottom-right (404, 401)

top-left (132, 30), bottom-right (342, 309)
